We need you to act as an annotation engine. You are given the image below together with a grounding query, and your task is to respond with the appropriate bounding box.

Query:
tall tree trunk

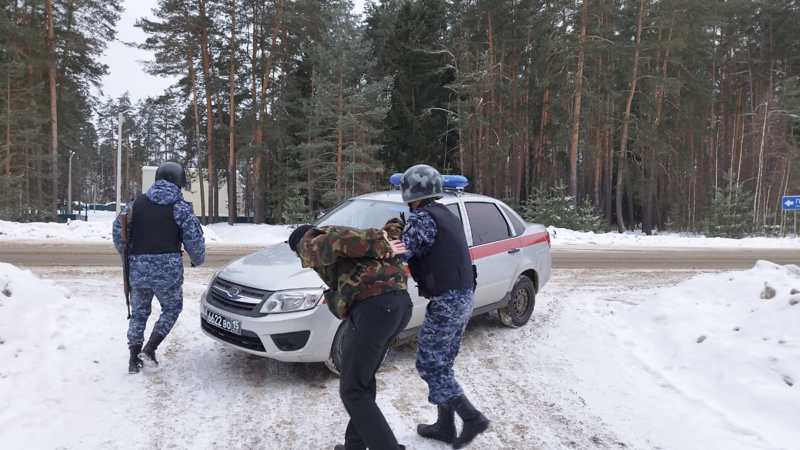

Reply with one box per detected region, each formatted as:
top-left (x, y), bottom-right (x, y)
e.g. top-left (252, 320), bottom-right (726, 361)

top-left (254, 0), bottom-right (284, 224)
top-left (644, 18), bottom-right (673, 235)
top-left (616, 0), bottom-right (646, 232)
top-left (593, 129), bottom-right (602, 208)
top-left (605, 122), bottom-right (613, 223)
top-left (534, 88), bottom-right (550, 187)
top-left (568, 0), bottom-right (589, 201)
top-left (251, 1), bottom-right (262, 223)
top-left (4, 68), bottom-right (10, 176)
top-left (46, 0), bottom-right (58, 215)
top-left (227, 0), bottom-right (237, 225)
top-left (187, 36), bottom-right (205, 224)
top-left (335, 68), bottom-right (344, 196)
top-left (753, 58), bottom-right (773, 228)
top-left (728, 88), bottom-right (741, 193)
top-left (199, 0), bottom-right (216, 222)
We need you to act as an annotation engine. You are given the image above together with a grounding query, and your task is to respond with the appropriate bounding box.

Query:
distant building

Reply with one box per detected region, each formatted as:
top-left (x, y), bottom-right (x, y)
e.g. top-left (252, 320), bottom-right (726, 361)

top-left (142, 166), bottom-right (249, 219)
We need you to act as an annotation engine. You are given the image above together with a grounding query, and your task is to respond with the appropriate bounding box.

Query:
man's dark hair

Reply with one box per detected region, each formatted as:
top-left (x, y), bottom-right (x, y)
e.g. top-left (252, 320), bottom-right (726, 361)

top-left (288, 224), bottom-right (314, 252)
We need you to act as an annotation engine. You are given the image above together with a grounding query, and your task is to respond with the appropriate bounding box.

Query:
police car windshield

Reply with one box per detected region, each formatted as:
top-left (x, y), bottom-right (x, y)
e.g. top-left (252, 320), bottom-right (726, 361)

top-left (316, 199), bottom-right (408, 229)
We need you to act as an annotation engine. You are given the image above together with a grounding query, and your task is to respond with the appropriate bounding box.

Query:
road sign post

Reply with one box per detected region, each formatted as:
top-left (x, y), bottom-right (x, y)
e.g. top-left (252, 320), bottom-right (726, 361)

top-left (782, 195), bottom-right (800, 212)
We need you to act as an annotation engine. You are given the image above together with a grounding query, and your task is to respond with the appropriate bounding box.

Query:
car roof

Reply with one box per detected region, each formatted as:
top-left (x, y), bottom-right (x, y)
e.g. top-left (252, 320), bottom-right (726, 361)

top-left (355, 189), bottom-right (500, 204)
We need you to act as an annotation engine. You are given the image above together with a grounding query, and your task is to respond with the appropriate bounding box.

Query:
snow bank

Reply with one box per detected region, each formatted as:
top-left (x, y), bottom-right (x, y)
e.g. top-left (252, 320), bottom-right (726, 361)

top-left (0, 263), bottom-right (145, 448)
top-left (205, 223), bottom-right (292, 246)
top-left (619, 261), bottom-right (800, 448)
top-left (3, 214), bottom-right (797, 249)
top-left (0, 216), bottom-right (226, 244)
top-left (548, 226), bottom-right (800, 249)
top-left (0, 218), bottom-right (114, 242)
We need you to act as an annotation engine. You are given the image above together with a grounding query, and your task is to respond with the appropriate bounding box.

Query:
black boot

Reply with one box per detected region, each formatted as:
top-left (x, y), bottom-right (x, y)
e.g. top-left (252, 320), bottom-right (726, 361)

top-left (449, 395), bottom-right (490, 449)
top-left (334, 445), bottom-right (404, 450)
top-left (142, 331), bottom-right (165, 366)
top-left (418, 404), bottom-right (456, 443)
top-left (128, 344), bottom-right (143, 374)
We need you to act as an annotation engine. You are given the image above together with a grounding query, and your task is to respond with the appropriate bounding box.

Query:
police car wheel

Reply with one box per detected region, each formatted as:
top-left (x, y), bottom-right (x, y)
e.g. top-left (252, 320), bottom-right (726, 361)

top-left (325, 322), bottom-right (349, 376)
top-left (499, 275), bottom-right (536, 328)
top-left (325, 321), bottom-right (391, 376)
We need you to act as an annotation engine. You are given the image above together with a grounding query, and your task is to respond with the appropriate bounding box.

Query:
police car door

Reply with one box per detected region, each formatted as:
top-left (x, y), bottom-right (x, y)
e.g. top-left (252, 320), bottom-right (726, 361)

top-left (463, 201), bottom-right (516, 306)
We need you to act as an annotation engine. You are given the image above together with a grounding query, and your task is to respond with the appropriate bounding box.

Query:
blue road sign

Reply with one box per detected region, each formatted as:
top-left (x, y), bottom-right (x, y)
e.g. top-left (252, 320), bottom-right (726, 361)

top-left (782, 195), bottom-right (800, 211)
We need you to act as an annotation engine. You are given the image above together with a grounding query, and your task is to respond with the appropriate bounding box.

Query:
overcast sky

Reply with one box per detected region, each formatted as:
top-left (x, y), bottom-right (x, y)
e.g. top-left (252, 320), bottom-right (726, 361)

top-left (99, 0), bottom-right (366, 102)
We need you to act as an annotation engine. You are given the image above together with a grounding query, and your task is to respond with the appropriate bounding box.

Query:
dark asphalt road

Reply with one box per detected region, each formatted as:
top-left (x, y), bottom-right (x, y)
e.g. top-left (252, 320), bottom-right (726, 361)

top-left (0, 241), bottom-right (796, 269)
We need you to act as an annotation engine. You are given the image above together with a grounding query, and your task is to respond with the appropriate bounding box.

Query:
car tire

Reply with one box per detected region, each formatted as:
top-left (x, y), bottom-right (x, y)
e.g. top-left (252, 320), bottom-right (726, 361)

top-left (324, 321), bottom-right (391, 376)
top-left (325, 321), bottom-right (350, 376)
top-left (498, 275), bottom-right (536, 328)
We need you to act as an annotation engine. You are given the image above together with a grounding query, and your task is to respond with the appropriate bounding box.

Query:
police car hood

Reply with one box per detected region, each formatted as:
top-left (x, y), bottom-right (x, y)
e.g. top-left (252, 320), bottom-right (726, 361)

top-left (216, 243), bottom-right (325, 291)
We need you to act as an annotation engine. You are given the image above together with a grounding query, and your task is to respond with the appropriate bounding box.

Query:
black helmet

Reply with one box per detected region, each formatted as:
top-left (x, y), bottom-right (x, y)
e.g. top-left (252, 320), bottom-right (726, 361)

top-left (155, 162), bottom-right (187, 188)
top-left (401, 164), bottom-right (444, 203)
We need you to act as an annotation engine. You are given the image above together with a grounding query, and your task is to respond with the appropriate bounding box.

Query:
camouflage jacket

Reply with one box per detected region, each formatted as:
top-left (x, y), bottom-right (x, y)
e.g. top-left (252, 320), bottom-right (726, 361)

top-left (297, 222), bottom-right (408, 319)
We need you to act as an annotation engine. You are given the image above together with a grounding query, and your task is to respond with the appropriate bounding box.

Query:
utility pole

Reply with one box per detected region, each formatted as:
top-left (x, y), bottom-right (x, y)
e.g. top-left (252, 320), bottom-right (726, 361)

top-left (116, 113), bottom-right (123, 215)
top-left (68, 151), bottom-right (76, 217)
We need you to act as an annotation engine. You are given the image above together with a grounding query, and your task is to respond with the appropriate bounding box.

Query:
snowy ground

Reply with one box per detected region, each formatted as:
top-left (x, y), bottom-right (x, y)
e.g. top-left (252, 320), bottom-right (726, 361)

top-left (548, 226), bottom-right (800, 249)
top-left (0, 211), bottom-right (292, 247)
top-left (1, 262), bottom-right (798, 449)
top-left (1, 212), bottom-right (798, 249)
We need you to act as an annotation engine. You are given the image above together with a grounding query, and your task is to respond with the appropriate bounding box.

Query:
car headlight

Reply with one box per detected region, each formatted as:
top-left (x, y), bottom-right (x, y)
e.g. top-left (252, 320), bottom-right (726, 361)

top-left (260, 288), bottom-right (324, 314)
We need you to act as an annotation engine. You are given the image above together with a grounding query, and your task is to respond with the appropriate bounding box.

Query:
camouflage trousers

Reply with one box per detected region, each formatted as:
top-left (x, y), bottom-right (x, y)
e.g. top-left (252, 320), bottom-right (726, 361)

top-left (416, 289), bottom-right (475, 405)
top-left (127, 286), bottom-right (183, 347)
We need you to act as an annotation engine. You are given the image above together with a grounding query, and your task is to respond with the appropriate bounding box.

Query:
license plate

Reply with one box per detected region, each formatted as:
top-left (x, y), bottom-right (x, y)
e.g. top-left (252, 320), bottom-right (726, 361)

top-left (203, 308), bottom-right (242, 335)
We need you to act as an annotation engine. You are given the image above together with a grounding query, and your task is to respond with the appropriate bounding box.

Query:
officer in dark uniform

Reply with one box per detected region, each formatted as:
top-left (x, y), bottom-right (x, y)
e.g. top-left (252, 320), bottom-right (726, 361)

top-left (399, 164), bottom-right (489, 449)
top-left (112, 162), bottom-right (206, 374)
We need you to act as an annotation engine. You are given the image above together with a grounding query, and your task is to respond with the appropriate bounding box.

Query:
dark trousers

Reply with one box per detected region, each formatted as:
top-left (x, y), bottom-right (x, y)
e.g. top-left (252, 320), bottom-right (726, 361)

top-left (339, 290), bottom-right (413, 450)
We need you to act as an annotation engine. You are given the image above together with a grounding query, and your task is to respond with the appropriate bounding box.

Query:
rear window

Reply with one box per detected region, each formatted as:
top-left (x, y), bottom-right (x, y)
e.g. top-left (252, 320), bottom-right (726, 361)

top-left (500, 204), bottom-right (526, 236)
top-left (465, 202), bottom-right (511, 246)
top-left (447, 203), bottom-right (463, 223)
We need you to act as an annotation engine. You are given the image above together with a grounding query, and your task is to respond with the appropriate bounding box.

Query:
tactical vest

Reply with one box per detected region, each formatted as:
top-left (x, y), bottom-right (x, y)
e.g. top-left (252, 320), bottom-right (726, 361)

top-left (129, 194), bottom-right (181, 255)
top-left (408, 203), bottom-right (474, 298)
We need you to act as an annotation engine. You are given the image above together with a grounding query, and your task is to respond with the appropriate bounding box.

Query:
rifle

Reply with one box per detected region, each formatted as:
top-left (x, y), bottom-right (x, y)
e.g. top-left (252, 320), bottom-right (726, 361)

top-left (119, 207), bottom-right (133, 319)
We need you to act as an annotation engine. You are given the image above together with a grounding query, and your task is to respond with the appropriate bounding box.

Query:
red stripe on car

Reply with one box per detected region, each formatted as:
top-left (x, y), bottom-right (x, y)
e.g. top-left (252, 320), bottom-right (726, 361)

top-left (469, 231), bottom-right (550, 261)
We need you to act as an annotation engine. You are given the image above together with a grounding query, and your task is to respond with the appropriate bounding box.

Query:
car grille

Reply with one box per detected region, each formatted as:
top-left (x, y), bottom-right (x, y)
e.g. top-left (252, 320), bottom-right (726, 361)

top-left (201, 319), bottom-right (266, 352)
top-left (207, 277), bottom-right (272, 317)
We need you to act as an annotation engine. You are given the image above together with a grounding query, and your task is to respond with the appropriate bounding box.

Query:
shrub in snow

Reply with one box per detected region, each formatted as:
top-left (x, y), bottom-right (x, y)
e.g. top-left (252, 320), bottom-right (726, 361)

top-left (704, 184), bottom-right (753, 238)
top-left (521, 183), bottom-right (606, 232)
top-left (281, 192), bottom-right (313, 224)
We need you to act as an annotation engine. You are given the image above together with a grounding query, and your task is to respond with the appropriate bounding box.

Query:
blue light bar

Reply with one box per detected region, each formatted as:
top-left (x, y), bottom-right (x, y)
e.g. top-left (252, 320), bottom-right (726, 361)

top-left (443, 175), bottom-right (469, 190)
top-left (389, 173), bottom-right (403, 186)
top-left (388, 173), bottom-right (470, 190)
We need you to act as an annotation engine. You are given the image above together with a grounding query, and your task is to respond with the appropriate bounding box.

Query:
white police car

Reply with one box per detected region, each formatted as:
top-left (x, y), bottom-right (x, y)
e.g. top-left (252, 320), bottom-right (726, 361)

top-left (200, 175), bottom-right (552, 373)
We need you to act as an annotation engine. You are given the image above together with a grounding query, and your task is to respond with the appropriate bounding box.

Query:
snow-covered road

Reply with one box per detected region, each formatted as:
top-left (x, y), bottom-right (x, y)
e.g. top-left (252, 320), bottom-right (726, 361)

top-left (1, 265), bottom-right (797, 449)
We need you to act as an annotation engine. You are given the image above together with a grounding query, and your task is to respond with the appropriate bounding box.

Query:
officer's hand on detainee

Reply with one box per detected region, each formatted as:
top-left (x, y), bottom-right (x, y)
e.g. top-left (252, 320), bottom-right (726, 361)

top-left (389, 239), bottom-right (407, 257)
top-left (382, 230), bottom-right (406, 256)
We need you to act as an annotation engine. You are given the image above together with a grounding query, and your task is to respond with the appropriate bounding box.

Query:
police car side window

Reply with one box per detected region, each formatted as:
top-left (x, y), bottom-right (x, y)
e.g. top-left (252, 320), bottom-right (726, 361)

top-left (465, 202), bottom-right (511, 246)
top-left (446, 203), bottom-right (463, 223)
top-left (499, 204), bottom-right (525, 236)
